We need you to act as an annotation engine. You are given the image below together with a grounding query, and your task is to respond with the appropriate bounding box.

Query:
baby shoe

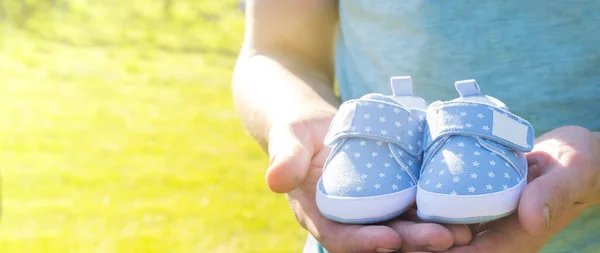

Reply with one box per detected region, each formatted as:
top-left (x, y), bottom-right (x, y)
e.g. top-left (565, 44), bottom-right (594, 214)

top-left (316, 76), bottom-right (427, 224)
top-left (416, 79), bottom-right (534, 224)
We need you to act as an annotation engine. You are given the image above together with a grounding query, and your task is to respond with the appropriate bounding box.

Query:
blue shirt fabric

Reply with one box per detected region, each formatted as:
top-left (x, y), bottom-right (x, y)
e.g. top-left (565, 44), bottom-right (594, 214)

top-left (308, 0), bottom-right (600, 252)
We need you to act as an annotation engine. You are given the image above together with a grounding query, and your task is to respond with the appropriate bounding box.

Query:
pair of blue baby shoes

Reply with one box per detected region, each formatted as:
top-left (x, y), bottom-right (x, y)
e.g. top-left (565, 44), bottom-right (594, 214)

top-left (316, 77), bottom-right (534, 224)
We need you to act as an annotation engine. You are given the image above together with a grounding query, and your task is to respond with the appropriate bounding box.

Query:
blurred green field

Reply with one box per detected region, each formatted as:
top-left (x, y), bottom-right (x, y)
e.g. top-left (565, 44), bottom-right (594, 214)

top-left (0, 1), bottom-right (306, 252)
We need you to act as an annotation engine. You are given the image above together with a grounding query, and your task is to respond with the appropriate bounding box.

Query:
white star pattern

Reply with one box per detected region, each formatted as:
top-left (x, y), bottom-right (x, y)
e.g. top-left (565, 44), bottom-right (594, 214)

top-left (441, 159), bottom-right (446, 164)
top-left (425, 180), bottom-right (430, 185)
top-left (488, 172), bottom-right (495, 178)
top-left (468, 186), bottom-right (476, 193)
top-left (458, 142), bottom-right (465, 147)
top-left (473, 161), bottom-right (480, 167)
top-left (466, 123), bottom-right (473, 128)
top-left (503, 185), bottom-right (509, 190)
top-left (471, 173), bottom-right (478, 179)
top-left (439, 170), bottom-right (445, 176)
top-left (436, 183), bottom-right (443, 189)
top-left (341, 99), bottom-right (453, 201)
top-left (482, 125), bottom-right (490, 131)
top-left (457, 153), bottom-right (464, 158)
top-left (505, 162), bottom-right (510, 167)
top-left (460, 112), bottom-right (467, 116)
top-left (452, 177), bottom-right (460, 183)
top-left (473, 151), bottom-right (480, 156)
top-left (504, 173), bottom-right (510, 179)
top-left (486, 184), bottom-right (493, 191)
top-left (489, 160), bottom-right (496, 166)
top-left (428, 169), bottom-right (433, 174)
top-left (477, 113), bottom-right (484, 118)
top-left (451, 191), bottom-right (458, 195)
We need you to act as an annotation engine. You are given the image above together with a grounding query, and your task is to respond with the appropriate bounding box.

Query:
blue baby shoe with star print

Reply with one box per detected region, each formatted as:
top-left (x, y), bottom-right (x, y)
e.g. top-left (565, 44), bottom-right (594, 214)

top-left (316, 76), bottom-right (427, 224)
top-left (416, 79), bottom-right (534, 224)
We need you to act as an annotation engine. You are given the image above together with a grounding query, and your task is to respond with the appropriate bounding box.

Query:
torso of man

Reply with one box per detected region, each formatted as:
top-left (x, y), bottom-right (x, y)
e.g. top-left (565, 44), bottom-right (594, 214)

top-left (332, 1), bottom-right (600, 252)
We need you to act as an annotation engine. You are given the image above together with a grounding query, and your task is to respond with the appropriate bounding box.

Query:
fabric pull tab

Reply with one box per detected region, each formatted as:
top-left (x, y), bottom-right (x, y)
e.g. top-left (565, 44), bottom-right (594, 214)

top-left (455, 79), bottom-right (481, 97)
top-left (390, 76), bottom-right (413, 96)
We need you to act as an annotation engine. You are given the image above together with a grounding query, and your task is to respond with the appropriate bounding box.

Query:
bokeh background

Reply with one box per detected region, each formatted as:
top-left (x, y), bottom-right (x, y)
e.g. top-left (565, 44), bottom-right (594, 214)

top-left (0, 0), bottom-right (306, 252)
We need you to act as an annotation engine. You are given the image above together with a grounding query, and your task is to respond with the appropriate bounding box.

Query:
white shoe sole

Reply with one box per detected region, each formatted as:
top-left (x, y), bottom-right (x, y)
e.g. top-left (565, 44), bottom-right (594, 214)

top-left (416, 176), bottom-right (527, 224)
top-left (316, 179), bottom-right (416, 224)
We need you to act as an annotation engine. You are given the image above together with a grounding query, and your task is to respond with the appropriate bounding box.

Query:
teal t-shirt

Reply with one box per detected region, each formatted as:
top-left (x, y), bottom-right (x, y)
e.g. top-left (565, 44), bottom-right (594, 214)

top-left (311, 0), bottom-right (600, 252)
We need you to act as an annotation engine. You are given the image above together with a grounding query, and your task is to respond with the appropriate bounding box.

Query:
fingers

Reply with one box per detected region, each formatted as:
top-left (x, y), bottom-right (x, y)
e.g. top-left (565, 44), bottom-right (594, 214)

top-left (266, 124), bottom-right (312, 193)
top-left (398, 209), bottom-right (473, 246)
top-left (441, 215), bottom-right (546, 253)
top-left (444, 224), bottom-right (473, 246)
top-left (386, 220), bottom-right (455, 252)
top-left (519, 151), bottom-right (587, 237)
top-left (308, 218), bottom-right (401, 253)
top-left (333, 225), bottom-right (402, 253)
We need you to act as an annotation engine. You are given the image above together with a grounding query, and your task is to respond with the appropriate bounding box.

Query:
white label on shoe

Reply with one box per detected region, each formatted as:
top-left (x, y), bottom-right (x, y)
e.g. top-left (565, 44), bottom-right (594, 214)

top-left (492, 110), bottom-right (528, 148)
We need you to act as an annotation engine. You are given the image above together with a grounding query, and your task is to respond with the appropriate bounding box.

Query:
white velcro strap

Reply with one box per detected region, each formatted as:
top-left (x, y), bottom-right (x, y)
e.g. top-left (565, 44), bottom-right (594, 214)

top-left (424, 102), bottom-right (534, 152)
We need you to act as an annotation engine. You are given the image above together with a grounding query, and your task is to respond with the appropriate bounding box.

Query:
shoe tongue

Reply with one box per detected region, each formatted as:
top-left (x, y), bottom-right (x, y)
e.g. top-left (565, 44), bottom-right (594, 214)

top-left (453, 79), bottom-right (507, 109)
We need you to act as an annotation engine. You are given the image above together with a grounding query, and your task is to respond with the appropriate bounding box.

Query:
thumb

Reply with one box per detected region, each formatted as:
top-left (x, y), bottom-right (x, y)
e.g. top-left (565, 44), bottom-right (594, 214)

top-left (265, 124), bottom-right (312, 193)
top-left (518, 152), bottom-right (584, 237)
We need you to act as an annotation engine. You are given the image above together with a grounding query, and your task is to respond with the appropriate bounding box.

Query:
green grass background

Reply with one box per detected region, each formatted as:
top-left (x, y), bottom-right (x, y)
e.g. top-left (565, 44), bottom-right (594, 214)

top-left (0, 1), bottom-right (306, 252)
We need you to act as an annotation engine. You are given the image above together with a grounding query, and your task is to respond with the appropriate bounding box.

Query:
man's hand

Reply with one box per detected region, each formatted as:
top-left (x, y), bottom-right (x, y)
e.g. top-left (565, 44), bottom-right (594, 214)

top-left (442, 126), bottom-right (600, 253)
top-left (267, 114), bottom-right (473, 253)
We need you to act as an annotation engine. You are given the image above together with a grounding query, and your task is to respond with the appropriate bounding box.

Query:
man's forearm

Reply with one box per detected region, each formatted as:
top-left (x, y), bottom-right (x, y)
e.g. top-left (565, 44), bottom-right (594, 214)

top-left (232, 51), bottom-right (340, 149)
